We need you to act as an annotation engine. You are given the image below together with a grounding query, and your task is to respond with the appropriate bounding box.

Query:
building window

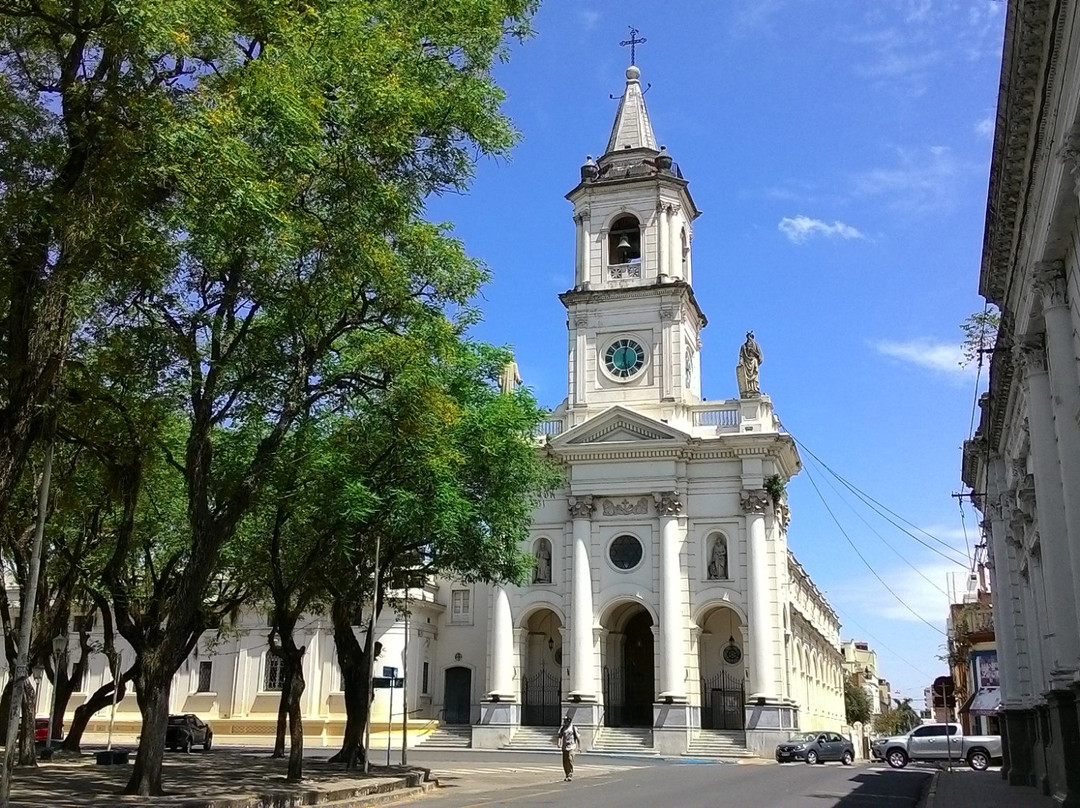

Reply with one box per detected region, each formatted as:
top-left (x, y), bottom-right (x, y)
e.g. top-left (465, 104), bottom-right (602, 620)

top-left (608, 535), bottom-right (644, 571)
top-left (263, 655), bottom-right (285, 691)
top-left (450, 590), bottom-right (471, 624)
top-left (422, 661), bottom-right (430, 695)
top-left (72, 613), bottom-right (95, 634)
top-left (197, 660), bottom-right (213, 693)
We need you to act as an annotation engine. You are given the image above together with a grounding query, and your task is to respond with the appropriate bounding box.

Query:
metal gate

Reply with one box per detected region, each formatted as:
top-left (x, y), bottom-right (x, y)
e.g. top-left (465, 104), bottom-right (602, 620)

top-left (701, 671), bottom-right (745, 730)
top-left (521, 666), bottom-right (561, 726)
top-left (603, 667), bottom-right (626, 727)
top-left (603, 667), bottom-right (653, 727)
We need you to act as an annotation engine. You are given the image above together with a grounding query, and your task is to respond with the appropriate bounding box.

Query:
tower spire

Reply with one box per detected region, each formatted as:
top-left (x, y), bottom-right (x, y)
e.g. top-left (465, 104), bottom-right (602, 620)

top-left (605, 59), bottom-right (657, 154)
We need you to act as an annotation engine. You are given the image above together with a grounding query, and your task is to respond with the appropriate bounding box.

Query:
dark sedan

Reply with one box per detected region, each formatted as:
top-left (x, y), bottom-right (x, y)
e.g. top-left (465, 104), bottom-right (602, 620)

top-left (775, 731), bottom-right (855, 765)
top-left (165, 714), bottom-right (213, 752)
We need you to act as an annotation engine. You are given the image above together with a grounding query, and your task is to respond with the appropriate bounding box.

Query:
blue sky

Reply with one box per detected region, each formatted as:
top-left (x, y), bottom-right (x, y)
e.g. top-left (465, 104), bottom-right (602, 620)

top-left (426, 1), bottom-right (1005, 709)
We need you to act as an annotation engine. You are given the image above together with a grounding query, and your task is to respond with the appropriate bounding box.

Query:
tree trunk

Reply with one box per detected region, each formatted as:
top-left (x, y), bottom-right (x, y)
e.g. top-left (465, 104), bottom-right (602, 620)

top-left (286, 661), bottom-right (305, 783)
top-left (61, 676), bottom-right (127, 753)
top-left (125, 665), bottom-right (171, 795)
top-left (327, 603), bottom-right (375, 768)
top-left (17, 680), bottom-right (37, 767)
top-left (272, 663), bottom-right (291, 758)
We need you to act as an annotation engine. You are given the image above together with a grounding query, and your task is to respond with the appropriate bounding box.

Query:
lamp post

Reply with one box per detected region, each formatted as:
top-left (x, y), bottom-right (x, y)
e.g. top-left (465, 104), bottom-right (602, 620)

top-left (45, 634), bottom-right (67, 757)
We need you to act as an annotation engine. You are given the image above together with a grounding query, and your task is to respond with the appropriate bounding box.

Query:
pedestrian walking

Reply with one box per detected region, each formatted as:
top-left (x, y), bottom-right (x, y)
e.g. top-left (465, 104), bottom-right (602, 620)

top-left (554, 714), bottom-right (580, 781)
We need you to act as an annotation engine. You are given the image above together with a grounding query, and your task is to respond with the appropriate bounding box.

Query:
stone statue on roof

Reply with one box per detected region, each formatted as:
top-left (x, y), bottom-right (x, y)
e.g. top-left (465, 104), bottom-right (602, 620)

top-left (499, 355), bottom-right (522, 395)
top-left (736, 331), bottom-right (762, 398)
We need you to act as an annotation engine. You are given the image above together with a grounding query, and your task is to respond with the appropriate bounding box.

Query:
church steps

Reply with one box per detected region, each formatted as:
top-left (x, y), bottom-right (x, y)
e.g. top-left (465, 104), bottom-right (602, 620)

top-left (416, 725), bottom-right (472, 749)
top-left (589, 726), bottom-right (655, 754)
top-left (685, 729), bottom-right (754, 759)
top-left (506, 725), bottom-right (560, 751)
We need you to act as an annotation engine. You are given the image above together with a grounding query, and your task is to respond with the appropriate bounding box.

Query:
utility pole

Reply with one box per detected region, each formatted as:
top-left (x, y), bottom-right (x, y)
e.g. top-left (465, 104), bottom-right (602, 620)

top-left (362, 534), bottom-right (381, 775)
top-left (0, 441), bottom-right (55, 807)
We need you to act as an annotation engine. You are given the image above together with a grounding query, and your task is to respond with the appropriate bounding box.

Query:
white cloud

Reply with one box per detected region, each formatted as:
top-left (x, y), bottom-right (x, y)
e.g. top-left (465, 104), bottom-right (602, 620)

top-left (778, 215), bottom-right (865, 244)
top-left (873, 338), bottom-right (972, 376)
top-left (974, 116), bottom-right (995, 138)
top-left (828, 561), bottom-right (958, 626)
top-left (579, 10), bottom-right (600, 30)
top-left (854, 146), bottom-right (970, 214)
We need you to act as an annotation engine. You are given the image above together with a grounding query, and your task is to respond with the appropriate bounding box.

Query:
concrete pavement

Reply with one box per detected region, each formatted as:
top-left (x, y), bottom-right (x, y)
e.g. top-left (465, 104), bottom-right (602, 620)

top-left (922, 767), bottom-right (1058, 808)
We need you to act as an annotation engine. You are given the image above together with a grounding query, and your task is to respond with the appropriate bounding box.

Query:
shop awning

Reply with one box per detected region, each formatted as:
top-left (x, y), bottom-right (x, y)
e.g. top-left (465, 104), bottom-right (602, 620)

top-left (961, 687), bottom-right (1001, 717)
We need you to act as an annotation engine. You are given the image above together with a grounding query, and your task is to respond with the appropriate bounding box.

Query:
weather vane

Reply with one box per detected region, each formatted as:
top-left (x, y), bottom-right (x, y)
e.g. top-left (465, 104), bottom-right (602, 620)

top-left (620, 26), bottom-right (646, 66)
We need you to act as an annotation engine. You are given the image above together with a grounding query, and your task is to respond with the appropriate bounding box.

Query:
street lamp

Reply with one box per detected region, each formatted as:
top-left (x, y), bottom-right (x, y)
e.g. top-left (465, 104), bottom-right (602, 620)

top-left (45, 634), bottom-right (67, 757)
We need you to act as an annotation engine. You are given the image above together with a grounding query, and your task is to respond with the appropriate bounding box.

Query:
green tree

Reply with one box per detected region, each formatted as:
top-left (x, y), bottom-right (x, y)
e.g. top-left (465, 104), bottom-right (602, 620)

top-left (872, 698), bottom-right (923, 736)
top-left (844, 676), bottom-right (873, 726)
top-left (960, 308), bottom-right (1001, 367)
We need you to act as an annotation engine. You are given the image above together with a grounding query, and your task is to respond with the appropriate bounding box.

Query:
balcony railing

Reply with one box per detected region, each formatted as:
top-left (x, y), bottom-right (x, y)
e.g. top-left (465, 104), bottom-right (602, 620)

top-left (607, 262), bottom-right (642, 280)
top-left (693, 408), bottom-right (741, 428)
top-left (535, 419), bottom-right (564, 437)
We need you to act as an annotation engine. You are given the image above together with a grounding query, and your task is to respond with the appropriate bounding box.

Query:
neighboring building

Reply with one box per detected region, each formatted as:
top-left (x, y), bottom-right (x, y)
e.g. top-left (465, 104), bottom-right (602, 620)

top-left (21, 59), bottom-right (846, 759)
top-left (948, 572), bottom-right (1000, 737)
top-left (842, 640), bottom-right (887, 716)
top-left (961, 0), bottom-right (1080, 800)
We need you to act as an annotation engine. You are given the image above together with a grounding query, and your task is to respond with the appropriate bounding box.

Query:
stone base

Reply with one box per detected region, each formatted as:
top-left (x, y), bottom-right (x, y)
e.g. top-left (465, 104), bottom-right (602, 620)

top-left (472, 700), bottom-right (520, 749)
top-left (1047, 689), bottom-right (1080, 807)
top-left (744, 698), bottom-right (798, 757)
top-left (1003, 708), bottom-right (1036, 787)
top-left (653, 701), bottom-right (691, 755)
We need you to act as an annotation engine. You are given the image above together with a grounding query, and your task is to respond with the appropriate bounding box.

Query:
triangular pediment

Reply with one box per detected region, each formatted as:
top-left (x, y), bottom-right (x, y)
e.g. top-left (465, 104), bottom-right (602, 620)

top-left (552, 406), bottom-right (688, 447)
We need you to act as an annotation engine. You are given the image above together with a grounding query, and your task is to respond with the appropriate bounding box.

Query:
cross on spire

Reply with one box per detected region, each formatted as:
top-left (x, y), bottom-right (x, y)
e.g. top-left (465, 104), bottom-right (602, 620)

top-left (620, 26), bottom-right (647, 66)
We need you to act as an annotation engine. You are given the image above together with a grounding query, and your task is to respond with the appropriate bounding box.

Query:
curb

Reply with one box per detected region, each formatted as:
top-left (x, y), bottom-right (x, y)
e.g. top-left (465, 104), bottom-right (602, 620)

top-left (920, 769), bottom-right (941, 808)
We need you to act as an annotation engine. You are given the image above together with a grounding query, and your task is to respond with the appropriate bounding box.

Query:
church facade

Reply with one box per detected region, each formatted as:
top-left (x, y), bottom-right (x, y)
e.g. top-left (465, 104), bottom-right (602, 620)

top-left (443, 63), bottom-right (845, 756)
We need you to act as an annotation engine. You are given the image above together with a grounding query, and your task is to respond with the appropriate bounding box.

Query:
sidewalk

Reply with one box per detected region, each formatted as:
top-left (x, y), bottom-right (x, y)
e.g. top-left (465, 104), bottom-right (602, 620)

top-left (924, 767), bottom-right (1057, 808)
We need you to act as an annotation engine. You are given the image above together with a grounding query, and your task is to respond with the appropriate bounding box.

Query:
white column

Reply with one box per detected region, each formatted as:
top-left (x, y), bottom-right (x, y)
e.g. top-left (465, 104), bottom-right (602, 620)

top-left (656, 201), bottom-right (668, 281)
top-left (574, 214), bottom-right (584, 288)
top-left (1035, 262), bottom-right (1080, 647)
top-left (667, 206), bottom-right (680, 281)
top-left (742, 488), bottom-right (776, 699)
top-left (568, 497), bottom-right (596, 699)
top-left (488, 585), bottom-right (514, 698)
top-left (655, 492), bottom-right (685, 700)
top-left (1017, 341), bottom-right (1080, 678)
top-left (581, 213), bottom-right (592, 287)
top-left (986, 458), bottom-right (1023, 706)
top-left (571, 315), bottom-right (587, 411)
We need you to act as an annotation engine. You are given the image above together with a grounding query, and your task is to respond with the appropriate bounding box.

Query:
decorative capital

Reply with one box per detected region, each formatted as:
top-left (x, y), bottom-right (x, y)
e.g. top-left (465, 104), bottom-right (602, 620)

top-left (1060, 125), bottom-right (1080, 166)
top-left (1033, 260), bottom-right (1068, 307)
top-left (573, 208), bottom-right (591, 224)
top-left (653, 491), bottom-right (682, 516)
top-left (1015, 339), bottom-right (1048, 376)
top-left (660, 306), bottom-right (682, 322)
top-left (777, 501), bottom-right (791, 529)
top-left (573, 313), bottom-right (589, 328)
top-left (740, 489), bottom-right (770, 514)
top-left (568, 496), bottom-right (594, 520)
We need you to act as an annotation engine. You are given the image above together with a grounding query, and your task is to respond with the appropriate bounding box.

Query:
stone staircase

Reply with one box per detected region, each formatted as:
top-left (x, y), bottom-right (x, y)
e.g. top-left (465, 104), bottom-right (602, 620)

top-left (415, 724), bottom-right (472, 749)
top-left (589, 726), bottom-right (655, 754)
top-left (505, 725), bottom-right (560, 751)
top-left (685, 729), bottom-right (754, 759)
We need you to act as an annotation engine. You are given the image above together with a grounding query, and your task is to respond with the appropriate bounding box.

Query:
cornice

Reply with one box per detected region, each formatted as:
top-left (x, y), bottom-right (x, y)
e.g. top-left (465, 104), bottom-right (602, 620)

top-left (559, 280), bottom-right (708, 329)
top-left (980, 0), bottom-right (1052, 306)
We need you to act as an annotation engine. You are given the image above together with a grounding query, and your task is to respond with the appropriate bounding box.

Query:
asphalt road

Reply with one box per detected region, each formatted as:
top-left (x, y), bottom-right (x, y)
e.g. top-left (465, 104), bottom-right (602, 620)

top-left (400, 751), bottom-right (934, 808)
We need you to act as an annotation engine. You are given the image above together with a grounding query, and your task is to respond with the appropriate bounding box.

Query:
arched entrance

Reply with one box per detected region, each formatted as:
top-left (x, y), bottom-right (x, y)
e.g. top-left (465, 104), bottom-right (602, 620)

top-left (697, 606), bottom-right (746, 730)
top-left (444, 667), bottom-right (472, 724)
top-left (601, 603), bottom-right (654, 727)
top-left (520, 609), bottom-right (563, 726)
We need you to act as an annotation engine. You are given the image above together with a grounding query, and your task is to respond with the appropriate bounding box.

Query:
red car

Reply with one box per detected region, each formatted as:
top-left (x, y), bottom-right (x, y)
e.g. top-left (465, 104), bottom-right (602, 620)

top-left (34, 717), bottom-right (62, 743)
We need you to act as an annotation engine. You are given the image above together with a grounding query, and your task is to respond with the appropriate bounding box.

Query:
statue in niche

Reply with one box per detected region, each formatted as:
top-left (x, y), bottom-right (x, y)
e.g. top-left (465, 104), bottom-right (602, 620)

top-left (707, 535), bottom-right (728, 580)
top-left (534, 539), bottom-right (552, 584)
top-left (499, 355), bottom-right (522, 394)
top-left (735, 331), bottom-right (763, 397)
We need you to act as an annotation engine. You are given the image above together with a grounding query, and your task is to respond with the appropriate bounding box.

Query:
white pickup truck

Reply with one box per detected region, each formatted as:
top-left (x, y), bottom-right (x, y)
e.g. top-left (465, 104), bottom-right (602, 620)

top-left (871, 722), bottom-right (1002, 771)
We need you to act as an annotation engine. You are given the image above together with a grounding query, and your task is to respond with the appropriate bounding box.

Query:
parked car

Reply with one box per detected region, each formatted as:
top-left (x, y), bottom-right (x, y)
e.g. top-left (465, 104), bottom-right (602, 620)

top-left (775, 731), bottom-right (855, 765)
top-left (165, 714), bottom-right (213, 752)
top-left (34, 718), bottom-right (50, 743)
top-left (870, 722), bottom-right (1001, 771)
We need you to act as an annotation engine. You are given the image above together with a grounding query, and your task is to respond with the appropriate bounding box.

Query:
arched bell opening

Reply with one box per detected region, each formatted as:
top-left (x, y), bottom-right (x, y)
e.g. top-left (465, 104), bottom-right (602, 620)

top-left (600, 601), bottom-right (654, 727)
top-left (521, 609), bottom-right (562, 726)
top-left (697, 606), bottom-right (746, 730)
top-left (607, 214), bottom-right (642, 278)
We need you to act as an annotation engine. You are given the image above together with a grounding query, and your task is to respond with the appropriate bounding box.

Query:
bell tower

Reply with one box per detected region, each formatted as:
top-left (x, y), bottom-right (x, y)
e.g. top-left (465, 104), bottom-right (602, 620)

top-left (562, 64), bottom-right (704, 427)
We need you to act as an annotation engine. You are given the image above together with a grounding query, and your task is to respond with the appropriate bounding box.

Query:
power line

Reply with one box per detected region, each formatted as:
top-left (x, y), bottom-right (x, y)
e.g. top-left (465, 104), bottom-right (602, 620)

top-left (799, 461), bottom-right (947, 637)
top-left (788, 431), bottom-right (969, 567)
top-left (838, 609), bottom-right (939, 683)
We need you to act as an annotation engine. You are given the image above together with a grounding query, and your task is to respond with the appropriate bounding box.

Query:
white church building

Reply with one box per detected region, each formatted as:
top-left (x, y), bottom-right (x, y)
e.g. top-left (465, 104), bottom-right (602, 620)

top-left (35, 62), bottom-right (845, 759)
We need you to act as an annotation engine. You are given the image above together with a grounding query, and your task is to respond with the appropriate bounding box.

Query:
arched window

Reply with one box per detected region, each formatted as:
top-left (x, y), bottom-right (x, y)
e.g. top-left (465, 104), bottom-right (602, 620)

top-left (533, 537), bottom-right (552, 584)
top-left (608, 214), bottom-right (641, 278)
top-left (706, 534), bottom-right (728, 580)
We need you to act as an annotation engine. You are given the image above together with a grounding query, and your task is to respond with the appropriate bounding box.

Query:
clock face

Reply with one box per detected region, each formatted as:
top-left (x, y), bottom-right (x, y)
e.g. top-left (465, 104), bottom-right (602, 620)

top-left (604, 338), bottom-right (646, 379)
